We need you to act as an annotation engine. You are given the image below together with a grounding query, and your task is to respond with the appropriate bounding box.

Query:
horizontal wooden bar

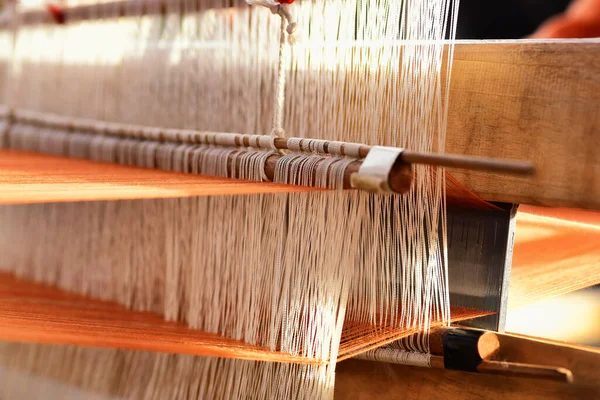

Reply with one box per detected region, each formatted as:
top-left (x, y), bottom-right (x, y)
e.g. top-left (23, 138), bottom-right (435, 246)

top-left (9, 0), bottom-right (190, 26)
top-left (335, 358), bottom-right (599, 400)
top-left (446, 39), bottom-right (600, 210)
top-left (9, 107), bottom-right (532, 177)
top-left (338, 325), bottom-right (600, 397)
top-left (490, 331), bottom-right (600, 387)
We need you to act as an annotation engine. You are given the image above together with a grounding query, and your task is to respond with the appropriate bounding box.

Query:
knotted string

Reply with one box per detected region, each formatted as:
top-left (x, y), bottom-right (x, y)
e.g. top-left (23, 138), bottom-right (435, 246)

top-left (246, 0), bottom-right (297, 137)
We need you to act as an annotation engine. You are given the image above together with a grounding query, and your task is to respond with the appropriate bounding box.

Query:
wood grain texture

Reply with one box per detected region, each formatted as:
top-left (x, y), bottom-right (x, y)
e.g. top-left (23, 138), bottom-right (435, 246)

top-left (335, 358), bottom-right (600, 400)
top-left (509, 205), bottom-right (600, 308)
top-left (447, 40), bottom-right (600, 210)
top-left (491, 332), bottom-right (600, 386)
top-left (0, 150), bottom-right (318, 204)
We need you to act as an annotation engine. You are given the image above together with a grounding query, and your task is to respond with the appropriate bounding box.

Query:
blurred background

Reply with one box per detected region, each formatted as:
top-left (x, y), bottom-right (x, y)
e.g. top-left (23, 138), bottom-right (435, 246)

top-left (456, 0), bottom-right (572, 39)
top-left (506, 286), bottom-right (600, 347)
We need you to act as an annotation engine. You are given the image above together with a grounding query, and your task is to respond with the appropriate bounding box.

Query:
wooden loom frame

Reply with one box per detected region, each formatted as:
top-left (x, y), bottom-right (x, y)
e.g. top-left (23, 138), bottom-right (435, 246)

top-left (0, 2), bottom-right (599, 399)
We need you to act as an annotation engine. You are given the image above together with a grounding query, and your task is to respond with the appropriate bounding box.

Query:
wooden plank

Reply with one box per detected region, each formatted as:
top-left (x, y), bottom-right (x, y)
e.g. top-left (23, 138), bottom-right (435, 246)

top-left (0, 149), bottom-right (503, 207)
top-left (0, 150), bottom-right (317, 204)
top-left (491, 331), bottom-right (600, 387)
top-left (447, 40), bottom-right (600, 210)
top-left (335, 358), bottom-right (600, 400)
top-left (1, 266), bottom-right (597, 397)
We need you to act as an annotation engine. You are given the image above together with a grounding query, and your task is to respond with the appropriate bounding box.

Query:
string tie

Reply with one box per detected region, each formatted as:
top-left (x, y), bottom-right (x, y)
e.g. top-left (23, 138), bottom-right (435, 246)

top-left (46, 4), bottom-right (65, 24)
top-left (246, 0), bottom-right (297, 137)
top-left (246, 0), bottom-right (297, 44)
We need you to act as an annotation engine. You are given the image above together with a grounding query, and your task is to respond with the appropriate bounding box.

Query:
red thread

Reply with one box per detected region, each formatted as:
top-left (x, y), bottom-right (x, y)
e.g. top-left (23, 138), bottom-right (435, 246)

top-left (277, 0), bottom-right (295, 4)
top-left (46, 4), bottom-right (65, 25)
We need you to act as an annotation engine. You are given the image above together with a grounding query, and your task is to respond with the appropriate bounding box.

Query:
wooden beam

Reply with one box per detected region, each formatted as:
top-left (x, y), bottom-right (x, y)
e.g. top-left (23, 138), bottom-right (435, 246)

top-left (340, 326), bottom-right (600, 397)
top-left (490, 331), bottom-right (600, 387)
top-left (335, 358), bottom-right (600, 400)
top-left (447, 40), bottom-right (600, 210)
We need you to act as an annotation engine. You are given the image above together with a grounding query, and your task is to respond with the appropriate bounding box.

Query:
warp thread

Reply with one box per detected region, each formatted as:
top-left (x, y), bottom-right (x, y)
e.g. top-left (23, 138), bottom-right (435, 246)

top-left (0, 0), bottom-right (461, 398)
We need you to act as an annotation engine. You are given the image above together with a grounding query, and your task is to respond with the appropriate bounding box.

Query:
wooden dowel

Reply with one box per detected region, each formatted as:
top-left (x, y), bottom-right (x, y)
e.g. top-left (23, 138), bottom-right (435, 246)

top-left (477, 330), bottom-right (502, 360)
top-left (6, 0), bottom-right (244, 27)
top-left (273, 138), bottom-right (534, 176)
top-left (7, 108), bottom-right (534, 178)
top-left (429, 355), bottom-right (573, 383)
top-left (428, 326), bottom-right (500, 359)
top-left (401, 150), bottom-right (535, 176)
top-left (478, 361), bottom-right (574, 383)
top-left (428, 327), bottom-right (576, 383)
top-left (231, 151), bottom-right (413, 193)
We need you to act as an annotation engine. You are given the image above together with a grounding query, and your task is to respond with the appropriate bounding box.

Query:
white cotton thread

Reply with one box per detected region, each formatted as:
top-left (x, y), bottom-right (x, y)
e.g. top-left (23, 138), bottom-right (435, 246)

top-left (355, 348), bottom-right (431, 368)
top-left (0, 0), bottom-right (464, 395)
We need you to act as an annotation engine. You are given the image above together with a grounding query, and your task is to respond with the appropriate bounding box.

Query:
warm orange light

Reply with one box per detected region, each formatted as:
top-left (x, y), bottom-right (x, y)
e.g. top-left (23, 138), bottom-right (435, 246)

top-left (506, 290), bottom-right (600, 345)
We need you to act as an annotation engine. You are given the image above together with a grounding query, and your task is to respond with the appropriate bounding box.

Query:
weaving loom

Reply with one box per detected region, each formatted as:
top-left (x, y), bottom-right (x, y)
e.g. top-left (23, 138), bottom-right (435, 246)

top-left (0, 0), bottom-right (599, 399)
